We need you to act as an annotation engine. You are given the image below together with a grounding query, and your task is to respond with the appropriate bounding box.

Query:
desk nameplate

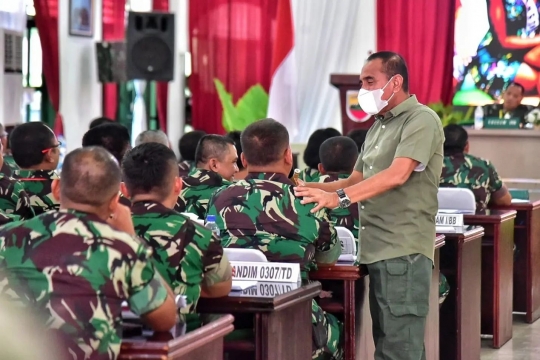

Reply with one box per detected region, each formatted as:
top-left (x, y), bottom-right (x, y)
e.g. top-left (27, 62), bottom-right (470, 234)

top-left (229, 281), bottom-right (302, 298)
top-left (436, 213), bottom-right (464, 227)
top-left (230, 261), bottom-right (301, 283)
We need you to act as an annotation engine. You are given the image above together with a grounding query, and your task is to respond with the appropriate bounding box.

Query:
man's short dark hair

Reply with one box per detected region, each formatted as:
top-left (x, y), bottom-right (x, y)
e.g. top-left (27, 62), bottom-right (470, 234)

top-left (319, 137), bottom-right (358, 174)
top-left (241, 118), bottom-right (290, 166)
top-left (61, 147), bottom-right (121, 206)
top-left (303, 128), bottom-right (341, 169)
top-left (178, 130), bottom-right (206, 161)
top-left (122, 143), bottom-right (178, 200)
top-left (226, 131), bottom-right (244, 170)
top-left (367, 51), bottom-right (409, 92)
top-left (89, 117), bottom-right (114, 129)
top-left (508, 82), bottom-right (525, 95)
top-left (346, 129), bottom-right (368, 152)
top-left (195, 135), bottom-right (235, 165)
top-left (82, 123), bottom-right (131, 163)
top-left (443, 124), bottom-right (468, 156)
top-left (10, 122), bottom-right (56, 168)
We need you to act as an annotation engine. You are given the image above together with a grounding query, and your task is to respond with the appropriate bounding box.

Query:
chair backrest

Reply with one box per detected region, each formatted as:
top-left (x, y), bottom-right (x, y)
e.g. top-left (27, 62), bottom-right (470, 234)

top-left (224, 248), bottom-right (268, 262)
top-left (437, 188), bottom-right (476, 213)
top-left (336, 226), bottom-right (357, 257)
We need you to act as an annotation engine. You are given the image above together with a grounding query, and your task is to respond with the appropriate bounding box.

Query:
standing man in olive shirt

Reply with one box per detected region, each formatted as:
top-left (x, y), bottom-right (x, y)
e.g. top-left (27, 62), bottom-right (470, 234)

top-left (296, 51), bottom-right (444, 360)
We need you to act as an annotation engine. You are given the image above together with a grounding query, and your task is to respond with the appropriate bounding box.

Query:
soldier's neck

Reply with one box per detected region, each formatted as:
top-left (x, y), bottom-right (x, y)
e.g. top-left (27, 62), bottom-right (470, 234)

top-left (246, 164), bottom-right (289, 176)
top-left (131, 194), bottom-right (176, 209)
top-left (59, 201), bottom-right (110, 221)
top-left (24, 162), bottom-right (56, 171)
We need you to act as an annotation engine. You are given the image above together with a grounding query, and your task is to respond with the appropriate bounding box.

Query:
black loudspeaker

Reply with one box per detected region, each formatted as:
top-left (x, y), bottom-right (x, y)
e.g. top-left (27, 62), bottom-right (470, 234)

top-left (96, 41), bottom-right (128, 83)
top-left (126, 11), bottom-right (175, 81)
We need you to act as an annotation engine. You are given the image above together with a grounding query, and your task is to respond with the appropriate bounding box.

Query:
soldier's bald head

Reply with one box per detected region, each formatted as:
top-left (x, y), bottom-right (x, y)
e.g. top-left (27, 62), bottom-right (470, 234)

top-left (241, 118), bottom-right (290, 166)
top-left (60, 147), bottom-right (121, 206)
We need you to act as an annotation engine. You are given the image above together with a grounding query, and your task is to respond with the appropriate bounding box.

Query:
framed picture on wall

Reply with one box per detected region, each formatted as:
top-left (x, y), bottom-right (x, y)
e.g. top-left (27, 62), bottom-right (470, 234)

top-left (69, 0), bottom-right (94, 37)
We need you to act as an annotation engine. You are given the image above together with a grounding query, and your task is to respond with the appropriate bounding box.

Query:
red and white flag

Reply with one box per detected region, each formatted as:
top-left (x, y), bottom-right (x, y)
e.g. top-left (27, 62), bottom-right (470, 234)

top-left (267, 0), bottom-right (299, 140)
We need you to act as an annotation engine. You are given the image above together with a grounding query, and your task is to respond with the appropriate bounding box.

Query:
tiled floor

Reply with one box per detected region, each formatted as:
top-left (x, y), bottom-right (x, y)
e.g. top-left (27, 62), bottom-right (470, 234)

top-left (481, 315), bottom-right (540, 360)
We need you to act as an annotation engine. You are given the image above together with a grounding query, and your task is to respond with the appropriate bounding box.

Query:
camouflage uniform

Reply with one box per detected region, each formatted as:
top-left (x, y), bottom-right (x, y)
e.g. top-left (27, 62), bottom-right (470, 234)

top-left (207, 172), bottom-right (343, 360)
top-left (299, 167), bottom-right (322, 183)
top-left (175, 168), bottom-right (231, 219)
top-left (317, 173), bottom-right (359, 239)
top-left (178, 160), bottom-right (194, 177)
top-left (131, 200), bottom-right (231, 314)
top-left (0, 209), bottom-right (169, 360)
top-left (0, 210), bottom-right (21, 226)
top-left (12, 169), bottom-right (60, 215)
top-left (440, 153), bottom-right (503, 211)
top-left (0, 155), bottom-right (19, 176)
top-left (0, 174), bottom-right (35, 220)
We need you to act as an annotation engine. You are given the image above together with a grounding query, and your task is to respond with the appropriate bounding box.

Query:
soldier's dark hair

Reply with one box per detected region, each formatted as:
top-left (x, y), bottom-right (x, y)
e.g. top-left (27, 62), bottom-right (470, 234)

top-left (366, 51), bottom-right (409, 92)
top-left (241, 118), bottom-right (289, 166)
top-left (507, 82), bottom-right (525, 95)
top-left (61, 147), bottom-right (121, 206)
top-left (347, 129), bottom-right (368, 152)
top-left (178, 130), bottom-right (206, 161)
top-left (82, 123), bottom-right (131, 164)
top-left (226, 131), bottom-right (245, 170)
top-left (443, 124), bottom-right (468, 156)
top-left (303, 128), bottom-right (341, 169)
top-left (89, 116), bottom-right (114, 129)
top-left (122, 143), bottom-right (178, 200)
top-left (10, 122), bottom-right (57, 168)
top-left (195, 135), bottom-right (235, 165)
top-left (319, 137), bottom-right (358, 174)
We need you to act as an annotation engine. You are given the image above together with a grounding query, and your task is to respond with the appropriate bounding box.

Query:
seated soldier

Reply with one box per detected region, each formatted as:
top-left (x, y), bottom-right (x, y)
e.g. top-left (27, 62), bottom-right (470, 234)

top-left (175, 135), bottom-right (238, 218)
top-left (301, 128), bottom-right (341, 182)
top-left (178, 130), bottom-right (206, 177)
top-left (483, 82), bottom-right (531, 126)
top-left (317, 136), bottom-right (359, 238)
top-left (10, 122), bottom-right (61, 215)
top-left (0, 147), bottom-right (176, 359)
top-left (83, 123), bottom-right (132, 207)
top-left (226, 131), bottom-right (248, 180)
top-left (207, 118), bottom-right (343, 360)
top-left (0, 123), bottom-right (18, 176)
top-left (440, 124), bottom-right (512, 210)
top-left (0, 140), bottom-right (34, 220)
top-left (135, 129), bottom-right (170, 147)
top-left (121, 143), bottom-right (233, 314)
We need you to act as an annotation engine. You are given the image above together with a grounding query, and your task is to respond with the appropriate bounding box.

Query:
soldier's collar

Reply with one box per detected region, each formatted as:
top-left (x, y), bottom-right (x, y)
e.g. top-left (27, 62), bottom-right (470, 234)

top-left (185, 168), bottom-right (227, 186)
top-left (245, 172), bottom-right (294, 185)
top-left (13, 169), bottom-right (60, 180)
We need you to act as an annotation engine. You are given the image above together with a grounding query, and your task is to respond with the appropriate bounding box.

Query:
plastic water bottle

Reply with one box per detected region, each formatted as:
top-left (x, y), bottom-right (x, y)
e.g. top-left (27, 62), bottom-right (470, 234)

top-left (205, 215), bottom-right (220, 238)
top-left (474, 106), bottom-right (484, 129)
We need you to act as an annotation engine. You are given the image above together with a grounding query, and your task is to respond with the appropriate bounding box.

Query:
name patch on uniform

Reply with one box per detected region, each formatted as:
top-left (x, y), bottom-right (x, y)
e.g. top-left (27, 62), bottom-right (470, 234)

top-left (435, 213), bottom-right (463, 227)
top-left (230, 261), bottom-right (300, 283)
top-left (229, 281), bottom-right (301, 298)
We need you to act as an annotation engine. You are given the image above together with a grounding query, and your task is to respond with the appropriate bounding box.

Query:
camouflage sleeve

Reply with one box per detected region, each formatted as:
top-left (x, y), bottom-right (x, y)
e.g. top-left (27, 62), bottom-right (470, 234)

top-left (312, 208), bottom-right (341, 264)
top-left (201, 234), bottom-right (232, 286)
top-left (127, 242), bottom-right (169, 316)
top-left (486, 160), bottom-right (504, 193)
top-left (354, 143), bottom-right (365, 172)
top-left (12, 183), bottom-right (35, 220)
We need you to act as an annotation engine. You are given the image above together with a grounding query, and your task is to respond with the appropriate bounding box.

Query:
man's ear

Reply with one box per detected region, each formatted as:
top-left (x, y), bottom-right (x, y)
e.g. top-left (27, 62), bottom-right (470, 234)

top-left (464, 141), bottom-right (470, 154)
top-left (173, 176), bottom-right (183, 196)
top-left (120, 182), bottom-right (130, 199)
top-left (209, 158), bottom-right (219, 171)
top-left (284, 147), bottom-right (293, 165)
top-left (44, 150), bottom-right (54, 164)
top-left (108, 192), bottom-right (120, 215)
top-left (51, 179), bottom-right (61, 202)
top-left (241, 153), bottom-right (248, 169)
top-left (318, 163), bottom-right (326, 175)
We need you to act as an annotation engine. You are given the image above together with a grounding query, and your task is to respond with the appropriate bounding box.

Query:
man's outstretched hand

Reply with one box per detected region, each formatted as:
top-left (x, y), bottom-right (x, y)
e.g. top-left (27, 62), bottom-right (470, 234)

top-left (294, 186), bottom-right (339, 213)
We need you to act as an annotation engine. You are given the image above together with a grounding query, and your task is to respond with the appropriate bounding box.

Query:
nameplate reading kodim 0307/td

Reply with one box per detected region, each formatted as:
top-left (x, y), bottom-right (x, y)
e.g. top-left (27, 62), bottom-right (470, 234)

top-left (230, 261), bottom-right (301, 283)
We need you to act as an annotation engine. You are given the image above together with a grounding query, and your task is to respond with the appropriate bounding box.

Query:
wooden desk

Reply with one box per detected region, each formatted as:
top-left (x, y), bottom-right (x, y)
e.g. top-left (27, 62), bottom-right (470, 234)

top-left (493, 200), bottom-right (540, 323)
top-left (464, 210), bottom-right (516, 348)
top-left (197, 281), bottom-right (320, 360)
top-left (354, 236), bottom-right (445, 360)
top-left (439, 227), bottom-right (484, 360)
top-left (310, 263), bottom-right (365, 360)
top-left (120, 314), bottom-right (234, 360)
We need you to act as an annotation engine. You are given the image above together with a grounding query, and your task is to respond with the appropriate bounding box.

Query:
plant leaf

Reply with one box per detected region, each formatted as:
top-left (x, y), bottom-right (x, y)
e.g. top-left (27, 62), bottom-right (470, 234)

top-left (234, 84), bottom-right (269, 131)
top-left (214, 78), bottom-right (238, 132)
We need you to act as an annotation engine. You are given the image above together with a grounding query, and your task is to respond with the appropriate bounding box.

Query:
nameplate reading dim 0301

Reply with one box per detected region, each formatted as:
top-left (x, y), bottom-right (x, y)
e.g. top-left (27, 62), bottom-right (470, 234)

top-left (435, 213), bottom-right (464, 227)
top-left (230, 261), bottom-right (301, 283)
top-left (229, 281), bottom-right (301, 298)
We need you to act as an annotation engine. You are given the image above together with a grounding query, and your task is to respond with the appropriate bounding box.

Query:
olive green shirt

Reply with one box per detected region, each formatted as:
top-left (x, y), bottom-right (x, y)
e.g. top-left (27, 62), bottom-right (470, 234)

top-left (354, 95), bottom-right (444, 264)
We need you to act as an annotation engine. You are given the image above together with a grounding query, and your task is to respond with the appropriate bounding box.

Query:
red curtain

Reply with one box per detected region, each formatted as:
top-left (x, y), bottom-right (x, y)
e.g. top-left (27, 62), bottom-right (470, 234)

top-left (189, 0), bottom-right (278, 134)
top-left (153, 0), bottom-right (169, 132)
top-left (102, 0), bottom-right (126, 119)
top-left (34, 0), bottom-right (62, 134)
top-left (377, 0), bottom-right (455, 105)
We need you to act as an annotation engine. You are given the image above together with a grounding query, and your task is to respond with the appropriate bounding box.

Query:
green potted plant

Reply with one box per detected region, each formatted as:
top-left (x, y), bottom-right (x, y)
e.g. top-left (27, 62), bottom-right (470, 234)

top-left (427, 102), bottom-right (474, 127)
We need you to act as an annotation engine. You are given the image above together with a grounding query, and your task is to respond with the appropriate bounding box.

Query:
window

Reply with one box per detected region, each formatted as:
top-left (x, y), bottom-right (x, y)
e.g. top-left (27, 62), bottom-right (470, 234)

top-left (22, 2), bottom-right (43, 123)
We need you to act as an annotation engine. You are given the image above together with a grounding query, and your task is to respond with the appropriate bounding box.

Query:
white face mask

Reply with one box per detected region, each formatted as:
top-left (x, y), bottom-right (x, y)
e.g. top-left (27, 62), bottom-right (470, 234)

top-left (357, 77), bottom-right (395, 116)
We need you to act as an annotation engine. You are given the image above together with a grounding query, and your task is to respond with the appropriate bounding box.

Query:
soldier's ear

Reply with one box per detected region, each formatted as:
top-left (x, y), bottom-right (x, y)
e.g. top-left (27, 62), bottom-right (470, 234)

top-left (284, 147), bottom-right (293, 165)
top-left (51, 179), bottom-right (61, 202)
top-left (318, 163), bottom-right (326, 175)
top-left (120, 182), bottom-right (130, 199)
top-left (108, 192), bottom-right (120, 215)
top-left (173, 176), bottom-right (183, 195)
top-left (241, 153), bottom-right (248, 169)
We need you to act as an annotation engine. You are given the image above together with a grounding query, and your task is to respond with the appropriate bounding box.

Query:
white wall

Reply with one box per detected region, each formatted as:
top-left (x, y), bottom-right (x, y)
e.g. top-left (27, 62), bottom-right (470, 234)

top-left (59, 0), bottom-right (103, 151)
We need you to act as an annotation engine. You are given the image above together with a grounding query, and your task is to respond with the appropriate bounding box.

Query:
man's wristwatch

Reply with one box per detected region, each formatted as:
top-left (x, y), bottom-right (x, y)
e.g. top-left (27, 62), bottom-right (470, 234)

top-left (336, 189), bottom-right (351, 209)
